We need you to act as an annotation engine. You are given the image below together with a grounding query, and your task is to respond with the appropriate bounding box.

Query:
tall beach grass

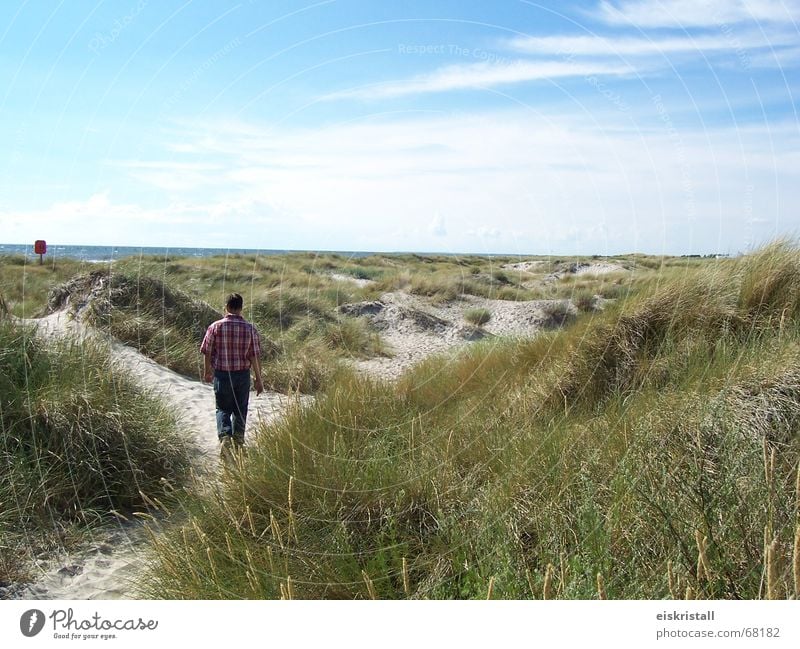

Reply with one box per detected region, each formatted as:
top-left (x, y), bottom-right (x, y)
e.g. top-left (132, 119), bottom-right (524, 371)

top-left (0, 318), bottom-right (191, 585)
top-left (139, 243), bottom-right (800, 599)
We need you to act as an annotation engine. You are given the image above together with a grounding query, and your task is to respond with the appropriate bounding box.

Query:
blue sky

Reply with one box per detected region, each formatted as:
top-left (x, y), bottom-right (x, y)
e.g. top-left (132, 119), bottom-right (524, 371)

top-left (1, 0), bottom-right (798, 254)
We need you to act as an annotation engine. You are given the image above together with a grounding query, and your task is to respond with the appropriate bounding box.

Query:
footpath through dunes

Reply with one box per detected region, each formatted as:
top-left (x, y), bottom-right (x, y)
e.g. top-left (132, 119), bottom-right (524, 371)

top-left (3, 256), bottom-right (624, 599)
top-left (13, 309), bottom-right (303, 600)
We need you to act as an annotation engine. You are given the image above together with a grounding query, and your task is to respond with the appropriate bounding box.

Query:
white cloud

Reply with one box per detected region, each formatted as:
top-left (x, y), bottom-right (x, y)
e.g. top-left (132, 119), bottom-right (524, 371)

top-left (106, 161), bottom-right (224, 171)
top-left (103, 160), bottom-right (229, 193)
top-left (0, 192), bottom-right (284, 247)
top-left (430, 212), bottom-right (447, 237)
top-left (101, 112), bottom-right (800, 254)
top-left (507, 30), bottom-right (796, 58)
top-left (595, 0), bottom-right (800, 27)
top-left (23, 109), bottom-right (796, 253)
top-left (325, 60), bottom-right (635, 100)
top-left (748, 44), bottom-right (800, 66)
top-left (467, 227), bottom-right (502, 239)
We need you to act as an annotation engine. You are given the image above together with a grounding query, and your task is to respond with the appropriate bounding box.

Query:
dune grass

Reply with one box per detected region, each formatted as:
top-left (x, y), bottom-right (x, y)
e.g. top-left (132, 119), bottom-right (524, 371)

top-left (0, 318), bottom-right (192, 585)
top-left (464, 308), bottom-right (492, 326)
top-left (40, 257), bottom-right (391, 393)
top-left (0, 255), bottom-right (90, 318)
top-left (3, 250), bottom-right (668, 393)
top-left (51, 269), bottom-right (222, 379)
top-left (137, 243), bottom-right (800, 599)
top-left (383, 269), bottom-right (536, 303)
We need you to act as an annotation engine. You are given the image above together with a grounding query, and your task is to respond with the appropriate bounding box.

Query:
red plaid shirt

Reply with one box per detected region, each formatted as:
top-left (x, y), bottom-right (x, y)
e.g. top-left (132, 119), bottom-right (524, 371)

top-left (200, 314), bottom-right (262, 371)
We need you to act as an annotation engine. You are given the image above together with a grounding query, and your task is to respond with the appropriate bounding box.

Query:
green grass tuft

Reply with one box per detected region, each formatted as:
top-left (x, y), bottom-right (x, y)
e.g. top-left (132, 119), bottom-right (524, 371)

top-left (464, 307), bottom-right (492, 326)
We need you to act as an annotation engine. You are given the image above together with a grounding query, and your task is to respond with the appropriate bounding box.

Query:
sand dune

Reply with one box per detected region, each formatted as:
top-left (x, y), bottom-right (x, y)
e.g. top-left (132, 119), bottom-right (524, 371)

top-left (15, 309), bottom-right (299, 600)
top-left (13, 287), bottom-right (581, 597)
top-left (350, 291), bottom-right (570, 381)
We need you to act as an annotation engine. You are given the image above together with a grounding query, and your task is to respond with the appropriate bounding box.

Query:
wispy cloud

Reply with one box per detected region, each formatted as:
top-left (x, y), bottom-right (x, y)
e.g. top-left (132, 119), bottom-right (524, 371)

top-left (0, 192), bottom-right (283, 247)
top-left (429, 212), bottom-right (447, 237)
top-left (327, 4), bottom-right (799, 105)
top-left (595, 0), bottom-right (800, 27)
top-left (88, 112), bottom-right (800, 253)
top-left (748, 44), bottom-right (800, 66)
top-left (105, 160), bottom-right (224, 171)
top-left (507, 30), bottom-right (796, 58)
top-left (8, 111), bottom-right (798, 252)
top-left (325, 59), bottom-right (635, 100)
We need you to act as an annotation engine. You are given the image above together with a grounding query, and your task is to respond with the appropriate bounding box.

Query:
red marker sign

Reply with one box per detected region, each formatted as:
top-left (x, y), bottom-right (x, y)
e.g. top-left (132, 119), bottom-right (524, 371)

top-left (34, 240), bottom-right (47, 264)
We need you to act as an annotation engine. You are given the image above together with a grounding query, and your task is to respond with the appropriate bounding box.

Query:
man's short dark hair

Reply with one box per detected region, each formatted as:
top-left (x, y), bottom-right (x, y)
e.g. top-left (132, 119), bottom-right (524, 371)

top-left (226, 293), bottom-right (244, 311)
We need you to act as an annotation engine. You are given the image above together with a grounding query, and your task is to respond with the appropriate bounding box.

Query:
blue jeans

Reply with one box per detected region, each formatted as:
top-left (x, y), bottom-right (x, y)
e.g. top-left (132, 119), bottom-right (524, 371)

top-left (213, 370), bottom-right (250, 443)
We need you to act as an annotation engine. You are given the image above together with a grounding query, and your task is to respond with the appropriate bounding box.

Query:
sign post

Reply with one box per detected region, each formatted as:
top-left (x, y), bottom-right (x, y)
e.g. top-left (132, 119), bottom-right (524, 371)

top-left (34, 240), bottom-right (47, 265)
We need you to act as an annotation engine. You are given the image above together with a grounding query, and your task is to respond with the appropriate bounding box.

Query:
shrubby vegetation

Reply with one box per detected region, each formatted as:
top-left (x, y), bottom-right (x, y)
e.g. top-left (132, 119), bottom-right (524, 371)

top-left (137, 243), bottom-right (800, 599)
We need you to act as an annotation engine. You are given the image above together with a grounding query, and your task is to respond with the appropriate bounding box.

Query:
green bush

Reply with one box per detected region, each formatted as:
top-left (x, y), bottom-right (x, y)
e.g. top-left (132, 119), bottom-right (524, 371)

top-left (540, 300), bottom-right (575, 327)
top-left (53, 270), bottom-right (221, 377)
top-left (464, 308), bottom-right (491, 326)
top-left (573, 290), bottom-right (597, 312)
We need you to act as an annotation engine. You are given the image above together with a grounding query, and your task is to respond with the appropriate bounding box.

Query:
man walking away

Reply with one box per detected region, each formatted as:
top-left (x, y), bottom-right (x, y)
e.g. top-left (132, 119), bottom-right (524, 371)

top-left (201, 293), bottom-right (264, 459)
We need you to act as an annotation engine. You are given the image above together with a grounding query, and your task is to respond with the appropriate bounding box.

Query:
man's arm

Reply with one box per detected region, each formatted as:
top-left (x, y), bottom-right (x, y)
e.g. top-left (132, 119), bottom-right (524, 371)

top-left (251, 355), bottom-right (263, 395)
top-left (200, 325), bottom-right (215, 383)
top-left (249, 326), bottom-right (264, 395)
top-left (203, 352), bottom-right (213, 383)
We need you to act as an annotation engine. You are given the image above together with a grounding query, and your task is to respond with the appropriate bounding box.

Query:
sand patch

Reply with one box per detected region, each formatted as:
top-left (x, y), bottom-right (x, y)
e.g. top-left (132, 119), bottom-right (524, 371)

top-left (572, 262), bottom-right (626, 276)
top-left (328, 272), bottom-right (375, 287)
top-left (347, 292), bottom-right (575, 381)
top-left (501, 260), bottom-right (548, 273)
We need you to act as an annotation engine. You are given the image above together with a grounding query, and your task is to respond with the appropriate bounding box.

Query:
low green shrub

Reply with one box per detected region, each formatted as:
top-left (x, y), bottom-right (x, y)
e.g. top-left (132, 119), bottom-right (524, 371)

top-left (464, 308), bottom-right (491, 326)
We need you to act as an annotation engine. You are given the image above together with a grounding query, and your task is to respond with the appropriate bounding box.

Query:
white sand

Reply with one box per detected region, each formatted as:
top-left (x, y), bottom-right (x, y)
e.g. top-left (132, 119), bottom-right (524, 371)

top-left (500, 260), bottom-right (548, 273)
top-left (352, 292), bottom-right (571, 381)
top-left (14, 310), bottom-right (300, 600)
top-left (328, 272), bottom-right (375, 287)
top-left (572, 262), bottom-right (626, 276)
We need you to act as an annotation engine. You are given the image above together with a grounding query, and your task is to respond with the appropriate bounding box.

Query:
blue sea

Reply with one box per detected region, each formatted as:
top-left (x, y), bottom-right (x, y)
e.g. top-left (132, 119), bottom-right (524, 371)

top-left (0, 243), bottom-right (378, 263)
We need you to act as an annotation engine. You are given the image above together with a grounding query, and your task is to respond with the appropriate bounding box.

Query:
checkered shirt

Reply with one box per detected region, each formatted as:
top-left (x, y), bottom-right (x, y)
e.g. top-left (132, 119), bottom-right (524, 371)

top-left (200, 314), bottom-right (262, 371)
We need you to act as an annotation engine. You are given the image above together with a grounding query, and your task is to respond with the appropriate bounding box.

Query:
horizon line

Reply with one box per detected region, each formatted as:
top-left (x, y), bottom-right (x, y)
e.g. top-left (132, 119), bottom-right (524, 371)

top-left (0, 242), bottom-right (737, 259)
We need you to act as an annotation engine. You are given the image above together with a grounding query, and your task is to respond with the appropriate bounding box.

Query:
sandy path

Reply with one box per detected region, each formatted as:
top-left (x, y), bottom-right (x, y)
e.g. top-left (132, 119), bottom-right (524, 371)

top-left (14, 311), bottom-right (299, 600)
